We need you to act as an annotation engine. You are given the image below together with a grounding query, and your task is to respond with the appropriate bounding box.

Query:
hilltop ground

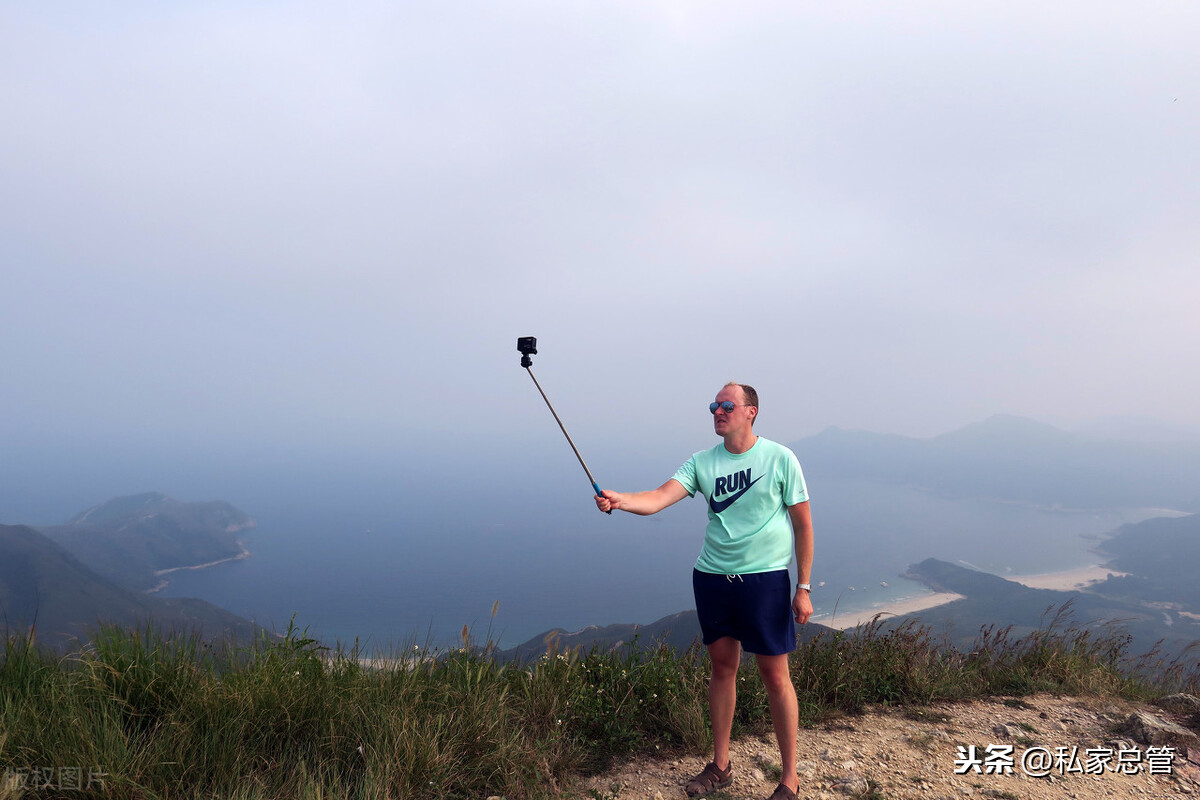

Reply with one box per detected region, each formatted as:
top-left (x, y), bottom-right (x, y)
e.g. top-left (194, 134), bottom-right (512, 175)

top-left (576, 693), bottom-right (1200, 800)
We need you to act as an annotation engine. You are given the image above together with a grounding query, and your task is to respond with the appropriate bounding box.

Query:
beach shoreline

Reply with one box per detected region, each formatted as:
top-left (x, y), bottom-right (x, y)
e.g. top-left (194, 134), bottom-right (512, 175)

top-left (145, 543), bottom-right (252, 594)
top-left (812, 592), bottom-right (966, 631)
top-left (813, 563), bottom-right (1128, 631)
top-left (1006, 563), bottom-right (1128, 591)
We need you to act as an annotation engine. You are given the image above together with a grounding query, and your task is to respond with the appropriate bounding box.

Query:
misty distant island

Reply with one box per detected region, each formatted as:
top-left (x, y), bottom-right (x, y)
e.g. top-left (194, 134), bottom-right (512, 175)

top-left (40, 492), bottom-right (255, 592)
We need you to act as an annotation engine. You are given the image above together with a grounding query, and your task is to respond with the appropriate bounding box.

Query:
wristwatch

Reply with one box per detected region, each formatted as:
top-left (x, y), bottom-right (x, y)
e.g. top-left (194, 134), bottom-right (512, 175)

top-left (797, 583), bottom-right (811, 592)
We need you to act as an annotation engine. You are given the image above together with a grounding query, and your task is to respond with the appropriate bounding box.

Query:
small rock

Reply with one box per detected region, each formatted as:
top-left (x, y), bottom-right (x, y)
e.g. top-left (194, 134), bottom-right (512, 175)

top-left (840, 760), bottom-right (857, 771)
top-left (750, 768), bottom-right (765, 783)
top-left (832, 774), bottom-right (870, 795)
top-left (992, 723), bottom-right (1019, 738)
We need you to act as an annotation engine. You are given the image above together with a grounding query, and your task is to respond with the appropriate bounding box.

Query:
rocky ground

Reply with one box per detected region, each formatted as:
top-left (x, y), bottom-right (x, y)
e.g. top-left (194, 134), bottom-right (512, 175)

top-left (575, 693), bottom-right (1200, 800)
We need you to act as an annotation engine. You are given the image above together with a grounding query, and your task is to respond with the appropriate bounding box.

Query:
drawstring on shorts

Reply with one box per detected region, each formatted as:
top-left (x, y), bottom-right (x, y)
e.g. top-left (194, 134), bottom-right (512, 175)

top-left (725, 574), bottom-right (743, 583)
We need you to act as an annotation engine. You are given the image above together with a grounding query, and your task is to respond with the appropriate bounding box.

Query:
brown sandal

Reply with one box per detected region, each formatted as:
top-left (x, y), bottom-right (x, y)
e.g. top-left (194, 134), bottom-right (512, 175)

top-left (685, 760), bottom-right (733, 797)
top-left (766, 783), bottom-right (797, 800)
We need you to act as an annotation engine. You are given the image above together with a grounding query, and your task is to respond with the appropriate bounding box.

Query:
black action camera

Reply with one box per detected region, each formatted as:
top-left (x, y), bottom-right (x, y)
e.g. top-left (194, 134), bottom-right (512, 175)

top-left (517, 336), bottom-right (537, 367)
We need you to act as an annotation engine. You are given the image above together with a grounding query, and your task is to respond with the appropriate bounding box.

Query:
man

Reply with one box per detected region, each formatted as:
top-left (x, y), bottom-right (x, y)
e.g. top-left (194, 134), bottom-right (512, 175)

top-left (595, 382), bottom-right (813, 800)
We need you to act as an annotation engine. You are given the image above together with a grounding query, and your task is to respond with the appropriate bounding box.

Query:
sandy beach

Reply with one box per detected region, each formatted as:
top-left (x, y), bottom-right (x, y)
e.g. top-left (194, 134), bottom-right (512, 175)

top-left (1007, 563), bottom-right (1128, 591)
top-left (812, 592), bottom-right (966, 631)
top-left (153, 543), bottom-right (252, 577)
top-left (144, 543), bottom-right (253, 594)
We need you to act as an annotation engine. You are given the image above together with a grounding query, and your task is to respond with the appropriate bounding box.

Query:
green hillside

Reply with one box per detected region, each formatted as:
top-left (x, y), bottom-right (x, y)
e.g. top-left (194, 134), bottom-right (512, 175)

top-left (1090, 513), bottom-right (1200, 609)
top-left (0, 523), bottom-right (261, 649)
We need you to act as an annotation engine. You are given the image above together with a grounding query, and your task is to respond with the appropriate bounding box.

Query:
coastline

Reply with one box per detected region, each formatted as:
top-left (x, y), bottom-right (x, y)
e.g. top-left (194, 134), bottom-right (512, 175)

top-left (145, 543), bottom-right (252, 594)
top-left (813, 592), bottom-right (966, 631)
top-left (813, 563), bottom-right (1128, 631)
top-left (1006, 563), bottom-right (1128, 591)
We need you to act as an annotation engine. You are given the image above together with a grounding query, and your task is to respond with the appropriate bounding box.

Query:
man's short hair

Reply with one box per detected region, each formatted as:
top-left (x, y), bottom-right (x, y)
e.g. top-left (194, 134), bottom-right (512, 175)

top-left (724, 381), bottom-right (759, 424)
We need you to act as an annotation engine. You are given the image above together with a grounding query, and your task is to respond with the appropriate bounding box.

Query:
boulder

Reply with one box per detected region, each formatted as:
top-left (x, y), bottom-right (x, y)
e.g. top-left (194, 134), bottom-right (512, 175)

top-left (1122, 711), bottom-right (1200, 755)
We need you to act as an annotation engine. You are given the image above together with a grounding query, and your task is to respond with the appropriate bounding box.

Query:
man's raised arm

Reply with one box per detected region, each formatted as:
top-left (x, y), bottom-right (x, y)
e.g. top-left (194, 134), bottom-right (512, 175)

top-left (595, 479), bottom-right (689, 515)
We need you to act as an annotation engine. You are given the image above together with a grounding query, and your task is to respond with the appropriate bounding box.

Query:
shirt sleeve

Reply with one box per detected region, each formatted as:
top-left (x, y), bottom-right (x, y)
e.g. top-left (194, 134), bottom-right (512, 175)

top-left (672, 454), bottom-right (699, 498)
top-left (782, 448), bottom-right (809, 506)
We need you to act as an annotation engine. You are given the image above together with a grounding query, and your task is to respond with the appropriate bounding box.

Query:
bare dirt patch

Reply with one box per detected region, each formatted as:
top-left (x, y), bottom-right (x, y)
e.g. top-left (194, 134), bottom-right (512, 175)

top-left (574, 694), bottom-right (1200, 799)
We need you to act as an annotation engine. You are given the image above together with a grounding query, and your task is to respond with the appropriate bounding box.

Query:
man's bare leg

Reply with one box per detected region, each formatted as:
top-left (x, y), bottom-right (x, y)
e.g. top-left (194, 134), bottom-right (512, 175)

top-left (707, 637), bottom-right (741, 770)
top-left (756, 652), bottom-right (799, 792)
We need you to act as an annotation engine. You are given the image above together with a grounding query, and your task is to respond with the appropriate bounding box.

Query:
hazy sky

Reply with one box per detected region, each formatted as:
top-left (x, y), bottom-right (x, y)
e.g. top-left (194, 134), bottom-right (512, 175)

top-left (4, 1), bottom-right (1199, 480)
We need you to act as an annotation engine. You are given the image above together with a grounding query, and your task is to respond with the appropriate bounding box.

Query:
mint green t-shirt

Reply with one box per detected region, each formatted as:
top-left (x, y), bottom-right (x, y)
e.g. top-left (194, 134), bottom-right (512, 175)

top-left (671, 436), bottom-right (809, 575)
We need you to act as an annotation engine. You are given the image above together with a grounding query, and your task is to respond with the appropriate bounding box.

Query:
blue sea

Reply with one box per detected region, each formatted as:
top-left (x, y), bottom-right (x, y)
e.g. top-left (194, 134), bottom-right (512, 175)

top-left (156, 470), bottom-right (1156, 652)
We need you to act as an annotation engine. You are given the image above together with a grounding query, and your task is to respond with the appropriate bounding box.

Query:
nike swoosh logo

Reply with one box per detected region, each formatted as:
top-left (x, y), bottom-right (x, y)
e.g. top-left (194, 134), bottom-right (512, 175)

top-left (708, 476), bottom-right (762, 513)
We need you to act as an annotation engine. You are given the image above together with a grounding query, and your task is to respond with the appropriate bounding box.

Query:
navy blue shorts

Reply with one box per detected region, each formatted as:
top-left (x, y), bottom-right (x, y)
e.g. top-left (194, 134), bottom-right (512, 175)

top-left (693, 568), bottom-right (795, 656)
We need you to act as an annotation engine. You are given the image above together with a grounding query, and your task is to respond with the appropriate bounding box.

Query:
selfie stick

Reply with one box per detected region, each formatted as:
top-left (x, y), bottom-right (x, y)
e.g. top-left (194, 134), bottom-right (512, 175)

top-left (517, 337), bottom-right (611, 514)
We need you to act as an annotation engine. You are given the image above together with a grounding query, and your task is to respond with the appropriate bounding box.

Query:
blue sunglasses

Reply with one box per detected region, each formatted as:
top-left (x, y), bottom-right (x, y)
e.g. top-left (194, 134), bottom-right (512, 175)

top-left (709, 401), bottom-right (749, 414)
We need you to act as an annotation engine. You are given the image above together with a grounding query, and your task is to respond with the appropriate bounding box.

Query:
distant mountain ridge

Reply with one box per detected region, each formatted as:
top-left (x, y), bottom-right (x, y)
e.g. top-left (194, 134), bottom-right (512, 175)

top-left (0, 523), bottom-right (262, 649)
top-left (1, 493), bottom-right (265, 650)
top-left (41, 492), bottom-right (254, 592)
top-left (67, 491), bottom-right (254, 532)
top-left (1085, 513), bottom-right (1200, 611)
top-left (791, 414), bottom-right (1200, 511)
top-left (497, 611), bottom-right (836, 662)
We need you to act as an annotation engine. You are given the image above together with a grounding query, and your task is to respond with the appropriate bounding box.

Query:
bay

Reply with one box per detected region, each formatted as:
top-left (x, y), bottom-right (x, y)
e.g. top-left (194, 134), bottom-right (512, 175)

top-left (159, 474), bottom-right (1159, 651)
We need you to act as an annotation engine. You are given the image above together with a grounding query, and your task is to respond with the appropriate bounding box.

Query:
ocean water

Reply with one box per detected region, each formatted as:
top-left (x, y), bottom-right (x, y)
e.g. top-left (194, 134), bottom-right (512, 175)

top-left (158, 474), bottom-right (1157, 651)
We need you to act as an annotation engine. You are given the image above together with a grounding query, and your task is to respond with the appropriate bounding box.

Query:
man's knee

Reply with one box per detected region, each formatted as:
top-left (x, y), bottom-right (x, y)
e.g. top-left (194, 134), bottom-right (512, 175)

top-left (708, 638), bottom-right (741, 681)
top-left (756, 654), bottom-right (794, 695)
